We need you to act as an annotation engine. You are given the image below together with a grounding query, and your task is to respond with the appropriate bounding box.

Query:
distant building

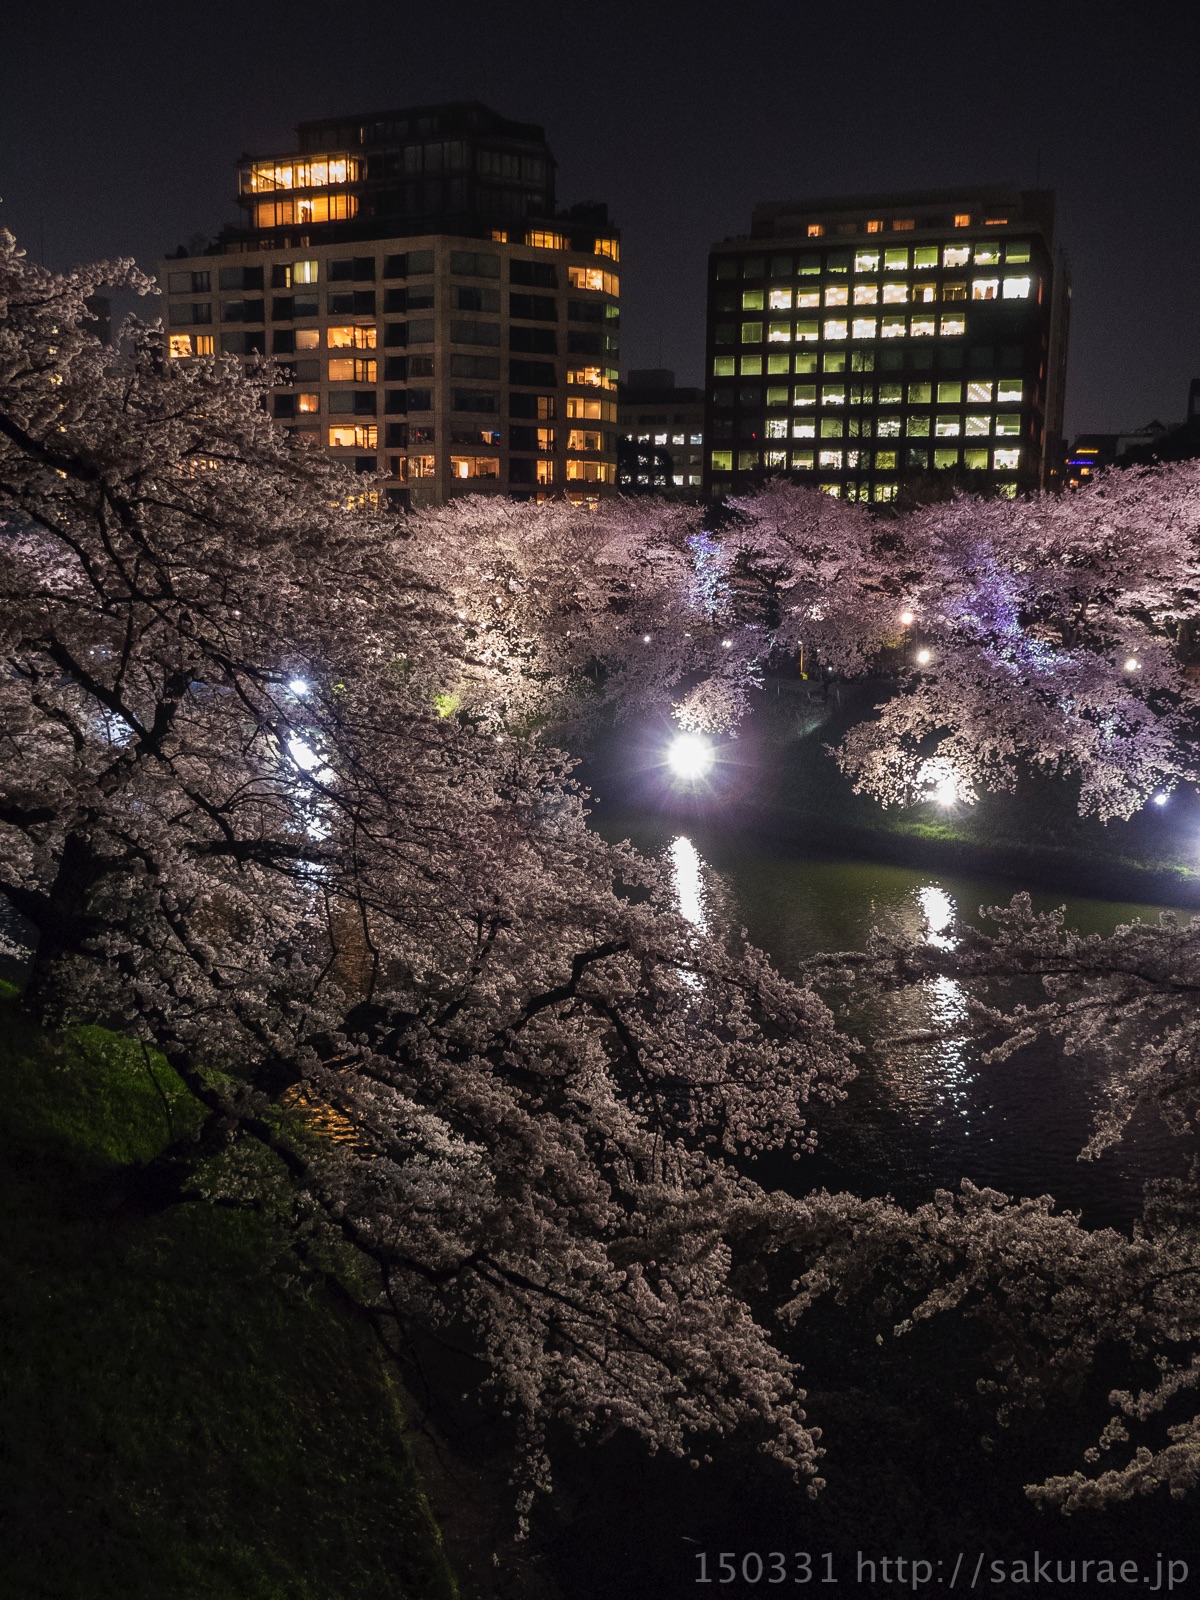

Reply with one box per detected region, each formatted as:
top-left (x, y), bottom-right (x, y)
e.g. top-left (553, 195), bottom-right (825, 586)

top-left (704, 187), bottom-right (1070, 503)
top-left (160, 102), bottom-right (620, 508)
top-left (617, 369), bottom-right (704, 496)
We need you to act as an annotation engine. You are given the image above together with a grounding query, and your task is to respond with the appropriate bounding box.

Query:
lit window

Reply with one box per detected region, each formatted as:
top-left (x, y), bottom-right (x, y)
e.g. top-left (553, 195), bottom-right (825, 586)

top-left (965, 414), bottom-right (990, 435)
top-left (821, 384), bottom-right (846, 405)
top-left (792, 420), bottom-right (816, 438)
top-left (742, 321), bottom-right (764, 343)
top-left (907, 416), bottom-right (931, 437)
top-left (820, 418), bottom-right (844, 438)
top-left (854, 250), bottom-right (881, 273)
top-left (972, 279), bottom-right (1000, 300)
top-left (740, 355), bottom-right (763, 375)
top-left (768, 320), bottom-right (793, 342)
top-left (526, 230), bottom-right (566, 250)
top-left (942, 282), bottom-right (968, 302)
top-left (566, 459), bottom-right (615, 482)
top-left (742, 290), bottom-right (765, 311)
top-left (819, 483), bottom-right (841, 497)
top-left (295, 328), bottom-right (321, 351)
top-left (853, 284), bottom-right (879, 306)
top-left (711, 450), bottom-right (733, 471)
top-left (328, 424), bottom-right (378, 448)
top-left (328, 358), bottom-right (377, 382)
top-left (942, 245), bottom-right (970, 268)
top-left (766, 419), bottom-right (788, 439)
top-left (807, 224), bottom-right (824, 237)
top-left (995, 414), bottom-right (1021, 436)
top-left (737, 451), bottom-right (759, 471)
top-left (328, 324), bottom-right (377, 349)
top-left (877, 418), bottom-right (901, 438)
top-left (824, 285), bottom-right (848, 307)
top-left (818, 450), bottom-right (843, 469)
top-left (910, 315), bottom-right (935, 338)
top-left (297, 393), bottom-right (319, 413)
top-left (913, 245), bottom-right (938, 268)
top-left (255, 194), bottom-right (358, 227)
top-left (568, 429), bottom-right (603, 451)
top-left (1005, 241), bottom-right (1031, 264)
top-left (796, 289), bottom-right (820, 308)
top-left (537, 427), bottom-right (556, 451)
top-left (996, 379), bottom-right (1023, 403)
top-left (875, 450), bottom-right (897, 470)
top-left (791, 449), bottom-right (815, 468)
top-left (568, 366), bottom-right (617, 389)
top-left (795, 352), bottom-right (818, 371)
top-left (935, 417), bottom-right (961, 437)
top-left (881, 282), bottom-right (908, 304)
top-left (713, 356), bottom-right (735, 376)
top-left (851, 318), bottom-right (877, 340)
top-left (568, 266), bottom-right (619, 294)
top-left (934, 448), bottom-right (960, 469)
top-left (963, 448), bottom-right (988, 469)
top-left (1002, 276), bottom-right (1032, 298)
top-left (865, 219), bottom-right (883, 234)
top-left (967, 381), bottom-right (994, 403)
top-left (765, 449), bottom-right (787, 468)
top-left (293, 260), bottom-right (319, 284)
top-left (912, 282), bottom-right (937, 303)
top-left (594, 238), bottom-right (619, 261)
top-left (766, 384), bottom-right (789, 403)
top-left (940, 316), bottom-right (966, 337)
top-left (793, 384), bottom-right (817, 406)
top-left (824, 319), bottom-right (848, 341)
top-left (937, 382), bottom-right (962, 403)
top-left (974, 245), bottom-right (1002, 265)
top-left (194, 335), bottom-right (214, 356)
top-left (823, 351), bottom-right (846, 372)
top-left (169, 334), bottom-right (193, 358)
top-left (953, 213), bottom-right (971, 228)
top-left (993, 447), bottom-right (1020, 470)
top-left (883, 248), bottom-right (909, 271)
top-left (874, 483), bottom-right (898, 501)
top-left (567, 397), bottom-right (611, 420)
top-left (878, 383), bottom-right (902, 404)
top-left (690, 433), bottom-right (702, 444)
top-left (795, 320), bottom-right (819, 342)
top-left (536, 459), bottom-right (556, 484)
top-left (243, 155), bottom-right (359, 192)
top-left (450, 455), bottom-right (500, 479)
top-left (767, 354), bottom-right (790, 374)
top-left (768, 288), bottom-right (792, 310)
top-left (908, 382), bottom-right (933, 404)
top-left (880, 314), bottom-right (907, 338)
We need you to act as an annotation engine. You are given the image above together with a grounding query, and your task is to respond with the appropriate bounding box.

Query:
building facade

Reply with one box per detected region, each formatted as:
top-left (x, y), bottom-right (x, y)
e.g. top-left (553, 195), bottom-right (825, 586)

top-left (703, 188), bottom-right (1069, 503)
top-left (160, 102), bottom-right (620, 508)
top-left (617, 369), bottom-right (705, 496)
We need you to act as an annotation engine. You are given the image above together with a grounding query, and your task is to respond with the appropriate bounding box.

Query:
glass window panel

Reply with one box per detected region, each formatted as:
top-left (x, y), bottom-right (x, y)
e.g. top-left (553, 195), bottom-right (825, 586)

top-left (877, 418), bottom-right (901, 438)
top-left (767, 320), bottom-right (793, 342)
top-left (935, 416), bottom-right (961, 437)
top-left (823, 318), bottom-right (848, 340)
top-left (937, 382), bottom-right (962, 403)
top-left (796, 319), bottom-right (819, 342)
top-left (854, 250), bottom-right (880, 273)
top-left (881, 282), bottom-right (908, 304)
top-left (766, 384), bottom-right (790, 404)
top-left (940, 316), bottom-right (966, 336)
top-left (713, 356), bottom-right (735, 376)
top-left (765, 449), bottom-right (787, 468)
top-left (996, 379), bottom-right (1023, 403)
top-left (768, 288), bottom-right (793, 309)
top-left (767, 353), bottom-right (791, 373)
top-left (911, 315), bottom-right (935, 337)
top-left (908, 382), bottom-right (933, 404)
top-left (942, 245), bottom-right (970, 268)
top-left (875, 450), bottom-right (898, 469)
top-left (737, 450), bottom-right (759, 469)
top-left (793, 384), bottom-right (817, 406)
top-left (965, 414), bottom-right (990, 435)
top-left (963, 447), bottom-right (988, 469)
top-left (878, 383), bottom-right (902, 404)
top-left (906, 415), bottom-right (931, 436)
top-left (972, 278), bottom-right (1000, 300)
top-left (851, 318), bottom-right (877, 339)
top-left (742, 289), bottom-right (765, 310)
top-left (967, 380), bottom-right (993, 403)
top-left (974, 245), bottom-right (1002, 265)
top-left (993, 447), bottom-right (1021, 469)
top-left (792, 420), bottom-right (816, 438)
top-left (818, 450), bottom-right (843, 468)
top-left (934, 447), bottom-right (960, 468)
top-left (995, 414), bottom-right (1021, 436)
top-left (820, 418), bottom-right (844, 438)
top-left (791, 450), bottom-right (814, 468)
top-left (883, 248), bottom-right (909, 271)
top-left (765, 418), bottom-right (787, 438)
top-left (1005, 241), bottom-right (1032, 264)
top-left (880, 314), bottom-right (906, 338)
top-left (796, 289), bottom-right (821, 309)
top-left (1002, 276), bottom-right (1033, 298)
top-left (853, 284), bottom-right (879, 305)
top-left (821, 384), bottom-right (846, 405)
top-left (942, 282), bottom-right (968, 301)
top-left (824, 284), bottom-right (848, 306)
top-left (710, 450), bottom-right (733, 471)
top-left (912, 282), bottom-right (937, 304)
top-left (741, 321), bottom-right (764, 343)
top-left (795, 351), bottom-right (818, 372)
top-left (913, 245), bottom-right (938, 268)
top-left (740, 355), bottom-right (763, 374)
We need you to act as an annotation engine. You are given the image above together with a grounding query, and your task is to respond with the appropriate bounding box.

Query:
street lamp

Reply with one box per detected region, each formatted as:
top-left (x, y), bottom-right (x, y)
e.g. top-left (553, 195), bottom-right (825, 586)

top-left (666, 732), bottom-right (714, 781)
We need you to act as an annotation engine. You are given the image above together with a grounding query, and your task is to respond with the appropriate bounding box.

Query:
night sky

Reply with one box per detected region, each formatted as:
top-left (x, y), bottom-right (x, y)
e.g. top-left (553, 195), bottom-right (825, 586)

top-left (2, 1), bottom-right (1196, 437)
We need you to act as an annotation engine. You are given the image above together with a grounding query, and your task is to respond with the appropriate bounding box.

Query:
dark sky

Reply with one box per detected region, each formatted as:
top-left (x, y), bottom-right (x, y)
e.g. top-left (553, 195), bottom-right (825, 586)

top-left (2, 1), bottom-right (1196, 437)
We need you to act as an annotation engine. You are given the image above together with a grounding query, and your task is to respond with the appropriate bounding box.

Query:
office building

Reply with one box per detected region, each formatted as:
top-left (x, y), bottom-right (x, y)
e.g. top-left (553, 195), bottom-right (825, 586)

top-left (618, 369), bottom-right (704, 496)
top-left (704, 188), bottom-right (1069, 502)
top-left (160, 102), bottom-right (620, 508)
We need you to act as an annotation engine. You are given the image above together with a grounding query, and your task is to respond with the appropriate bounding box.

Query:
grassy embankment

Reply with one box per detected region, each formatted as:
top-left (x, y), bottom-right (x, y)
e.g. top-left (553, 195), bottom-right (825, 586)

top-left (0, 980), bottom-right (457, 1600)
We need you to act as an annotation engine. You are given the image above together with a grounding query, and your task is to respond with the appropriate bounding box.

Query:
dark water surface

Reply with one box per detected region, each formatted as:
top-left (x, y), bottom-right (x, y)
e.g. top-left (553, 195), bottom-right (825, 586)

top-left (595, 809), bottom-right (1192, 1231)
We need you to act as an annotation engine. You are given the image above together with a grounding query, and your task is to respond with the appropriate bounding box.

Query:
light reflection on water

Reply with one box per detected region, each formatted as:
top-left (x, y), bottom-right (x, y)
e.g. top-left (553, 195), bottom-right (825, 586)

top-left (634, 814), bottom-right (1191, 1229)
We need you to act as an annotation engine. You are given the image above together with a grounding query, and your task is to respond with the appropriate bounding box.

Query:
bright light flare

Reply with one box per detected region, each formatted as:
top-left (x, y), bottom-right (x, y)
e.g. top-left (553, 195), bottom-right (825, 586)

top-left (916, 648), bottom-right (932, 665)
top-left (1152, 792), bottom-right (1169, 807)
top-left (288, 678), bottom-right (310, 696)
top-left (899, 609), bottom-right (915, 626)
top-left (933, 775), bottom-right (958, 807)
top-left (1124, 656), bottom-right (1141, 673)
top-left (666, 732), bottom-right (714, 781)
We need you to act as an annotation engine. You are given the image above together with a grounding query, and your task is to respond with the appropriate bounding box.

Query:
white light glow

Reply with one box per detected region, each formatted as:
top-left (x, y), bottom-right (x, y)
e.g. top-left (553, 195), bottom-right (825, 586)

top-left (642, 634), bottom-right (652, 644)
top-left (668, 835), bottom-right (708, 931)
top-left (916, 648), bottom-right (932, 665)
top-left (288, 678), bottom-right (309, 696)
top-left (666, 732), bottom-right (714, 781)
top-left (1124, 657), bottom-right (1141, 672)
top-left (1153, 792), bottom-right (1169, 807)
top-left (899, 609), bottom-right (915, 626)
top-left (721, 639), bottom-right (732, 648)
